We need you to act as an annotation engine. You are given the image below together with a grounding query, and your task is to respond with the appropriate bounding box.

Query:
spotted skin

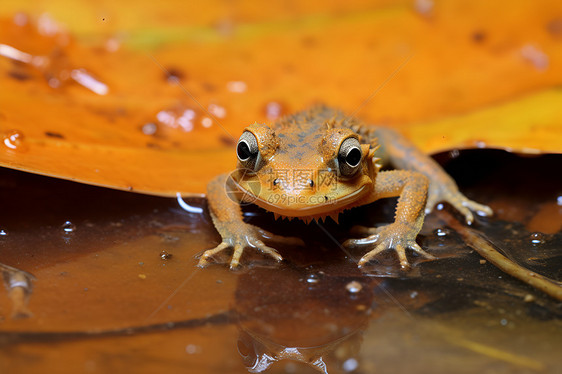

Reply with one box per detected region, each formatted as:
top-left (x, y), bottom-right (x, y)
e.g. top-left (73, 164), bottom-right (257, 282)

top-left (199, 106), bottom-right (492, 269)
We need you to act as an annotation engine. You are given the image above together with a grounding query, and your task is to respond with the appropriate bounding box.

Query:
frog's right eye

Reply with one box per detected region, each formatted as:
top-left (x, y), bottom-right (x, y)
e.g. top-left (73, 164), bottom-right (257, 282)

top-left (236, 131), bottom-right (260, 170)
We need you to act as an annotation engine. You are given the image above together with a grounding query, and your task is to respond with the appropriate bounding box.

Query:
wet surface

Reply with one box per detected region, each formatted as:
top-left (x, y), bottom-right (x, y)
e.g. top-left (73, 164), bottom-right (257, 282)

top-left (0, 150), bottom-right (561, 373)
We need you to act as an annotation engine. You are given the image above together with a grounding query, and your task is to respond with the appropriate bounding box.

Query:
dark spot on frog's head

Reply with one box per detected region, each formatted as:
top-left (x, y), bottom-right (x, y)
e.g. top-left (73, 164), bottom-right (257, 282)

top-left (8, 70), bottom-right (31, 81)
top-left (164, 67), bottom-right (186, 83)
top-left (45, 131), bottom-right (65, 139)
top-left (219, 135), bottom-right (236, 147)
top-left (471, 30), bottom-right (487, 43)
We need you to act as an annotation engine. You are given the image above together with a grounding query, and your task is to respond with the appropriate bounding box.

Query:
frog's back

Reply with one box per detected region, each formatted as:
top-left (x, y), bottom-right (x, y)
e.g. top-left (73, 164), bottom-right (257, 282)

top-left (272, 106), bottom-right (372, 148)
top-left (272, 106), bottom-right (357, 132)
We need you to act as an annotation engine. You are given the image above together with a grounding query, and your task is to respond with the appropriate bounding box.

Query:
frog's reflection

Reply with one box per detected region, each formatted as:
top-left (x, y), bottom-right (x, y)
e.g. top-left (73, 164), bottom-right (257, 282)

top-left (231, 261), bottom-right (409, 373)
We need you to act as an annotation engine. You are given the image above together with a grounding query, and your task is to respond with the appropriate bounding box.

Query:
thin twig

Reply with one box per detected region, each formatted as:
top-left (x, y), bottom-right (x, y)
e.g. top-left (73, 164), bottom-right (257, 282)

top-left (440, 211), bottom-right (562, 302)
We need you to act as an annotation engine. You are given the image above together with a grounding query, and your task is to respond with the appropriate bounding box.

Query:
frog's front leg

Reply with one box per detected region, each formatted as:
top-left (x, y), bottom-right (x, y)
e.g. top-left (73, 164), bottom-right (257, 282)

top-left (199, 173), bottom-right (300, 269)
top-left (374, 128), bottom-right (492, 224)
top-left (344, 170), bottom-right (435, 269)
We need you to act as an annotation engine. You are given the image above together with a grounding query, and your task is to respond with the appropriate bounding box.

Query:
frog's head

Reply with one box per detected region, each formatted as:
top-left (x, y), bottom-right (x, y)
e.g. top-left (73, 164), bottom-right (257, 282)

top-left (230, 122), bottom-right (379, 221)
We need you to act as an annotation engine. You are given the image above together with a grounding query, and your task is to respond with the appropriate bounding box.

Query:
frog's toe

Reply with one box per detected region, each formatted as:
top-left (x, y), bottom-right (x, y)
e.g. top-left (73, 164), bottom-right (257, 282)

top-left (346, 231), bottom-right (436, 269)
top-left (343, 234), bottom-right (380, 248)
top-left (198, 242), bottom-right (230, 267)
top-left (250, 240), bottom-right (283, 263)
top-left (356, 241), bottom-right (388, 266)
top-left (453, 198), bottom-right (493, 225)
top-left (426, 189), bottom-right (492, 225)
top-left (408, 242), bottom-right (437, 260)
top-left (462, 200), bottom-right (493, 217)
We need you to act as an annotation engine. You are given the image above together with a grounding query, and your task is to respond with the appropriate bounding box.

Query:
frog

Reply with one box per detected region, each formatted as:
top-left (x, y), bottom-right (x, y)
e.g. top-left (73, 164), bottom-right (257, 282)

top-left (198, 106), bottom-right (492, 269)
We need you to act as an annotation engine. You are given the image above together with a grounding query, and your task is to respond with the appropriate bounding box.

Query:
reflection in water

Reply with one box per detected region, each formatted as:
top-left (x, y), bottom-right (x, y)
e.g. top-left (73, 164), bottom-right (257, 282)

top-left (234, 264), bottom-right (374, 373)
top-left (0, 151), bottom-right (561, 373)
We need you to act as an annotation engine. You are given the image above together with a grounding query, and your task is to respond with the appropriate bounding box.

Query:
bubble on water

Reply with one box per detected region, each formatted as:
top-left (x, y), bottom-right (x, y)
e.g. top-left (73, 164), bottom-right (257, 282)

top-left (530, 232), bottom-right (545, 245)
top-left (62, 221), bottom-right (76, 233)
top-left (346, 281), bottom-right (362, 294)
top-left (160, 250), bottom-right (172, 260)
top-left (306, 273), bottom-right (321, 284)
top-left (434, 227), bottom-right (450, 238)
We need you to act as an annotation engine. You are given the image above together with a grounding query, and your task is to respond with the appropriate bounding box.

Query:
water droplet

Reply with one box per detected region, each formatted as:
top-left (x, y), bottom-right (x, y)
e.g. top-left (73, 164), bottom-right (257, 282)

top-left (160, 250), bottom-right (172, 260)
top-left (414, 0), bottom-right (434, 15)
top-left (343, 358), bottom-right (359, 372)
top-left (306, 273), bottom-right (321, 284)
top-left (264, 101), bottom-right (286, 120)
top-left (530, 232), bottom-right (545, 245)
top-left (48, 77), bottom-right (61, 88)
top-left (346, 281), bottom-right (362, 294)
top-left (208, 103), bottom-right (226, 118)
top-left (13, 13), bottom-right (28, 27)
top-left (201, 117), bottom-right (213, 128)
top-left (434, 228), bottom-right (450, 237)
top-left (0, 229), bottom-right (7, 236)
top-left (500, 318), bottom-right (508, 326)
top-left (557, 195), bottom-right (562, 206)
top-left (3, 130), bottom-right (25, 150)
top-left (70, 68), bottom-right (109, 95)
top-left (449, 149), bottom-right (460, 159)
top-left (105, 37), bottom-right (120, 52)
top-left (521, 44), bottom-right (549, 71)
top-left (141, 122), bottom-right (158, 135)
top-left (226, 81), bottom-right (247, 93)
top-left (410, 291), bottom-right (418, 299)
top-left (62, 221), bottom-right (76, 233)
top-left (185, 344), bottom-right (200, 354)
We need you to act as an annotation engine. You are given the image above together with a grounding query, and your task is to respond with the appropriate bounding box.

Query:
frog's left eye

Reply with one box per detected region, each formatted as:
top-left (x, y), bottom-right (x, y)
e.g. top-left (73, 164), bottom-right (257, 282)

top-left (337, 137), bottom-right (362, 177)
top-left (237, 131), bottom-right (260, 170)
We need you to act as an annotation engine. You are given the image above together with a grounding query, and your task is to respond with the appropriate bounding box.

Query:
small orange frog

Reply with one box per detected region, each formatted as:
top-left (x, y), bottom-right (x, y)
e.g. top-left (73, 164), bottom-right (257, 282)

top-left (199, 106), bottom-right (492, 269)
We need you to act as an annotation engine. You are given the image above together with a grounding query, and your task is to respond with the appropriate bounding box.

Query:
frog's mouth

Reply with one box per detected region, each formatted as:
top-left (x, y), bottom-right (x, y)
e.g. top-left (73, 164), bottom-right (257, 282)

top-left (231, 177), bottom-right (372, 221)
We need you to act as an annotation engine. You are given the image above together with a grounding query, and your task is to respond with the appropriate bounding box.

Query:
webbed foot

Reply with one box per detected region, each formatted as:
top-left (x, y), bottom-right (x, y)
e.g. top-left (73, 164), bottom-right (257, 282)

top-left (199, 225), bottom-right (302, 269)
top-left (426, 183), bottom-right (492, 224)
top-left (344, 223), bottom-right (435, 269)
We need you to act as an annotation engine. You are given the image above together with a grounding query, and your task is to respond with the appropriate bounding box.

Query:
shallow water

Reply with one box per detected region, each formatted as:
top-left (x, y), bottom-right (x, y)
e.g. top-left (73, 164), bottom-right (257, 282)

top-left (0, 150), bottom-right (561, 374)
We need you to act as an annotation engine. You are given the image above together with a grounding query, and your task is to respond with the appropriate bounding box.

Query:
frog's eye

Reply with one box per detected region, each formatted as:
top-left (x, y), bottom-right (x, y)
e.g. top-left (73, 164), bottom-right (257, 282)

top-left (337, 137), bottom-right (362, 177)
top-left (237, 131), bottom-right (260, 170)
